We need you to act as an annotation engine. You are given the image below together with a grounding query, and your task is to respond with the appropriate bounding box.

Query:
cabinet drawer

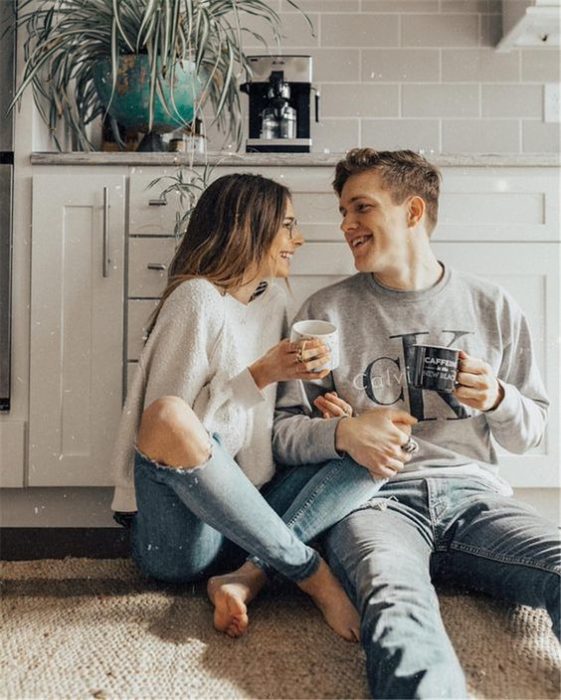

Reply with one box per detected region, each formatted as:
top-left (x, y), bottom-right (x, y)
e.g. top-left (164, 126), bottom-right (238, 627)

top-left (129, 169), bottom-right (184, 236)
top-left (128, 237), bottom-right (177, 298)
top-left (127, 299), bottom-right (160, 360)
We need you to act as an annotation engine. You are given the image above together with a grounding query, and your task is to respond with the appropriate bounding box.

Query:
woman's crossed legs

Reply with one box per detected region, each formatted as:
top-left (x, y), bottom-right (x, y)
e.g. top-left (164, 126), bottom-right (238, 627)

top-left (134, 396), bottom-right (382, 639)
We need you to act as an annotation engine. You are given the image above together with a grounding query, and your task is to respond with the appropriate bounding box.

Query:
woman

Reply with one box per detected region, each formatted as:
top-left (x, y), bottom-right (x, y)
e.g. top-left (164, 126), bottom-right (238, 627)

top-left (111, 173), bottom-right (414, 640)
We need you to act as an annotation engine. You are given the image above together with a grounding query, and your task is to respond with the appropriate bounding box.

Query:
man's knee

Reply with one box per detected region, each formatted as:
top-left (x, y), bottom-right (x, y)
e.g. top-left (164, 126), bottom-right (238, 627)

top-left (137, 396), bottom-right (211, 468)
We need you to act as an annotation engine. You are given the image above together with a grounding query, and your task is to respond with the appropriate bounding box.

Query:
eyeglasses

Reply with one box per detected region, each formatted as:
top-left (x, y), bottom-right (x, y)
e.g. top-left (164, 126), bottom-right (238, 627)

top-left (283, 218), bottom-right (299, 239)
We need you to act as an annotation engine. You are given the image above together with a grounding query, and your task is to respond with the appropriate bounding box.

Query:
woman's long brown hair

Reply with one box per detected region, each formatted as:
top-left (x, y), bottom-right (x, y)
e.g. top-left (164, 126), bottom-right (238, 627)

top-left (147, 173), bottom-right (291, 334)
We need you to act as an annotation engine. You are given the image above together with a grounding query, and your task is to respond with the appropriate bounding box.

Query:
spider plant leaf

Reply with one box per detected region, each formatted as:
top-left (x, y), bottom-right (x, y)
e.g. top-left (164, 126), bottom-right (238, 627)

top-left (193, 4), bottom-right (207, 69)
top-left (112, 0), bottom-right (135, 52)
top-left (10, 41), bottom-right (64, 110)
top-left (286, 0), bottom-right (314, 35)
top-left (169, 0), bottom-right (181, 56)
top-left (161, 0), bottom-right (172, 63)
top-left (137, 0), bottom-right (159, 50)
top-left (214, 41), bottom-right (235, 118)
top-left (183, 0), bottom-right (194, 38)
top-left (147, 46), bottom-right (158, 130)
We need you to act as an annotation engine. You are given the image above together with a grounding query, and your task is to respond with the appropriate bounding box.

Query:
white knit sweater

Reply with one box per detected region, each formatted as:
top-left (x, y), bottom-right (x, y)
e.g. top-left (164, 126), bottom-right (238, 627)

top-left (111, 278), bottom-right (286, 512)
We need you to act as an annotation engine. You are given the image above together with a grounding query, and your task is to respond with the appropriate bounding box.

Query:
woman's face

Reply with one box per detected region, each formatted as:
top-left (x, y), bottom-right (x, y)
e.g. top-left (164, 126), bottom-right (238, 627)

top-left (261, 198), bottom-right (304, 279)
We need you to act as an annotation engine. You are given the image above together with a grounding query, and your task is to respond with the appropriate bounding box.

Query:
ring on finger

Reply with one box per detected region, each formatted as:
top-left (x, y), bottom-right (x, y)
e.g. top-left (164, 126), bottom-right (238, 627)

top-left (401, 437), bottom-right (419, 454)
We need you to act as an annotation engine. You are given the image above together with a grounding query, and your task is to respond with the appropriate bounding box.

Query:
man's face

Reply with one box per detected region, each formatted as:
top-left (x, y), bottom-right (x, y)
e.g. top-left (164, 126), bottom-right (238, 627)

top-left (338, 171), bottom-right (411, 274)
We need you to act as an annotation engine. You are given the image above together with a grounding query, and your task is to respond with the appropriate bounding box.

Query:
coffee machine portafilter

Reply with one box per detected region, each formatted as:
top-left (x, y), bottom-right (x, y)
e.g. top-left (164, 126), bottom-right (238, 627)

top-left (240, 56), bottom-right (319, 153)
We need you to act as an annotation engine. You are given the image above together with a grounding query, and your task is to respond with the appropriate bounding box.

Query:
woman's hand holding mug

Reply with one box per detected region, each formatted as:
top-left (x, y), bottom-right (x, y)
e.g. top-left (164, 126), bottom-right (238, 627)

top-left (249, 338), bottom-right (331, 389)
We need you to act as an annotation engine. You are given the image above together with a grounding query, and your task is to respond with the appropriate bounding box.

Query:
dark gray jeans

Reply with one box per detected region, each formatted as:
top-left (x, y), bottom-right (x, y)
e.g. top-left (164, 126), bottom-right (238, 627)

top-left (323, 476), bottom-right (561, 699)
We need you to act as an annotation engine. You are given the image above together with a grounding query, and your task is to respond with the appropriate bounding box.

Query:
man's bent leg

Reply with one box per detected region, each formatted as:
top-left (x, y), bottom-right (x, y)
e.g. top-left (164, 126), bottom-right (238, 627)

top-left (434, 482), bottom-right (561, 641)
top-left (323, 492), bottom-right (468, 699)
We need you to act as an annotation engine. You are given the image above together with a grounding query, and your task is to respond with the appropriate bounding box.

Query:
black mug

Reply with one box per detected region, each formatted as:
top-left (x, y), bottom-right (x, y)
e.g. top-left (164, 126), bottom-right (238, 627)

top-left (410, 345), bottom-right (460, 394)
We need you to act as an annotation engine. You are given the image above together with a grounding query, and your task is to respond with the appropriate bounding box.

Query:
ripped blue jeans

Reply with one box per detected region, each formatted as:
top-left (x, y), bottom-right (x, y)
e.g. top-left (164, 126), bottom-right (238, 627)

top-left (131, 433), bottom-right (383, 584)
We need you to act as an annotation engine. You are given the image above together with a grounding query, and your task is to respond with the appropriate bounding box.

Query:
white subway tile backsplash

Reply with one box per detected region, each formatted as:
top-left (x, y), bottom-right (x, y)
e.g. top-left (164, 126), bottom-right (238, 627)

top-left (242, 11), bottom-right (318, 49)
top-left (362, 1), bottom-right (439, 11)
top-left (362, 49), bottom-right (439, 81)
top-left (311, 118), bottom-right (361, 152)
top-left (278, 12), bottom-right (320, 46)
top-left (321, 13), bottom-right (399, 46)
top-left (230, 7), bottom-right (558, 154)
top-left (479, 13), bottom-right (502, 47)
top-left (521, 50), bottom-right (561, 83)
top-left (402, 84), bottom-right (480, 117)
top-left (361, 119), bottom-right (440, 151)
top-left (442, 49), bottom-right (519, 82)
top-left (282, 0), bottom-right (359, 11)
top-left (308, 49), bottom-right (361, 82)
top-left (522, 122), bottom-right (561, 153)
top-left (482, 85), bottom-right (543, 119)
top-left (442, 119), bottom-right (520, 152)
top-left (402, 14), bottom-right (479, 46)
top-left (321, 83), bottom-right (399, 117)
top-left (440, 1), bottom-right (491, 12)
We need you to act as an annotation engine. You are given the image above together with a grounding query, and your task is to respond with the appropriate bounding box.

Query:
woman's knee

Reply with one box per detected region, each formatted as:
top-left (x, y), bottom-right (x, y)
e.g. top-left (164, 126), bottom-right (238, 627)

top-left (137, 395), bottom-right (211, 468)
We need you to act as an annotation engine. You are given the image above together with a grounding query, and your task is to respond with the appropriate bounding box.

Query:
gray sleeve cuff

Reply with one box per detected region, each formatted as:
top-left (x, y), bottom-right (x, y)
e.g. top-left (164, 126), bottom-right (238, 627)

top-left (310, 416), bottom-right (346, 462)
top-left (484, 380), bottom-right (519, 423)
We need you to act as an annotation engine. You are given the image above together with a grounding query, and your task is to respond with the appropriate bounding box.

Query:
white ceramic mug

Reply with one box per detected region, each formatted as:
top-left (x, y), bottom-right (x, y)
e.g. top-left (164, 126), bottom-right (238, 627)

top-left (290, 320), bottom-right (339, 371)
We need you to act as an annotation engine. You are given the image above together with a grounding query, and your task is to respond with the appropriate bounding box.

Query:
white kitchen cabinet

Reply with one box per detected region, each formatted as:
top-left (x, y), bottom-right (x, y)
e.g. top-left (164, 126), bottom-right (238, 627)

top-left (126, 171), bottom-right (178, 386)
top-left (29, 171), bottom-right (126, 486)
top-left (25, 159), bottom-right (559, 495)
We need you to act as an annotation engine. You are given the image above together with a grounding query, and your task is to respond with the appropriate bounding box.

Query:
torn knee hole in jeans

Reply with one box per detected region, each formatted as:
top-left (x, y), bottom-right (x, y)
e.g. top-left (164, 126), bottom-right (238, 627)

top-left (135, 438), bottom-right (214, 475)
top-left (361, 496), bottom-right (399, 512)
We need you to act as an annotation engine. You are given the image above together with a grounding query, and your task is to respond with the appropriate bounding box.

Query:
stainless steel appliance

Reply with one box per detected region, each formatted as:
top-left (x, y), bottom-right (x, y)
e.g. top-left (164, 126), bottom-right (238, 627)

top-left (240, 55), bottom-right (319, 153)
top-left (0, 0), bottom-right (15, 411)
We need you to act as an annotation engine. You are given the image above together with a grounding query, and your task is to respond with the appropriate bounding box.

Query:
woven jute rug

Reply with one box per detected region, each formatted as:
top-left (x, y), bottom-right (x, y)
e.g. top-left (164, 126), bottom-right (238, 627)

top-left (0, 558), bottom-right (559, 699)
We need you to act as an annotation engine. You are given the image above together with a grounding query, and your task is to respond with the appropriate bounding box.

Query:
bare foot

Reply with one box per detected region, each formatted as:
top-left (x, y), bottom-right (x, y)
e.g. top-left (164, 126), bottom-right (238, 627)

top-left (206, 561), bottom-right (267, 638)
top-left (297, 558), bottom-right (360, 643)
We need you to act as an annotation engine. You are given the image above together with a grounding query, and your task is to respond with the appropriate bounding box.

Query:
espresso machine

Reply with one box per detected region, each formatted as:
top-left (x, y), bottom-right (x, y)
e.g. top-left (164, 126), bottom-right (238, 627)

top-left (240, 56), bottom-right (319, 153)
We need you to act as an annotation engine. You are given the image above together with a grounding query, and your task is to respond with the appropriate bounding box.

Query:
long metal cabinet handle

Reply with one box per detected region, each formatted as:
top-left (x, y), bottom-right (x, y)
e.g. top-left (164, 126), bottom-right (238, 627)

top-left (102, 186), bottom-right (109, 278)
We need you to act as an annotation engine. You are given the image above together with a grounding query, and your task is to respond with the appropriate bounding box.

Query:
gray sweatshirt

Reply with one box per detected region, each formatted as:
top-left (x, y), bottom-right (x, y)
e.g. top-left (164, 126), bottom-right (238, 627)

top-left (273, 265), bottom-right (549, 488)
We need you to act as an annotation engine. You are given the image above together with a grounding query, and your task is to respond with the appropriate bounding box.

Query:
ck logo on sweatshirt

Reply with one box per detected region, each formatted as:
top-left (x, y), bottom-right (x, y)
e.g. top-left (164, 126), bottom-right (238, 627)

top-left (360, 330), bottom-right (473, 422)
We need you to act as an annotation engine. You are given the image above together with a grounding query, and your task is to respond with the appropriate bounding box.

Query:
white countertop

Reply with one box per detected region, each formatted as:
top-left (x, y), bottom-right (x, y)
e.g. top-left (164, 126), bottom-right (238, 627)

top-left (30, 151), bottom-right (560, 167)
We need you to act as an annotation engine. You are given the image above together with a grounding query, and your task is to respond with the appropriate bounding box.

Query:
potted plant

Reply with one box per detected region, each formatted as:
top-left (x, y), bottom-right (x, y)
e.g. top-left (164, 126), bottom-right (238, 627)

top-left (11, 0), bottom-right (310, 151)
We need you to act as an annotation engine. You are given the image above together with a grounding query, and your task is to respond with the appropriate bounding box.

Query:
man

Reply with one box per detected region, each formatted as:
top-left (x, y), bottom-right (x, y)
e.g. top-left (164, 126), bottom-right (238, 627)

top-left (273, 149), bottom-right (560, 699)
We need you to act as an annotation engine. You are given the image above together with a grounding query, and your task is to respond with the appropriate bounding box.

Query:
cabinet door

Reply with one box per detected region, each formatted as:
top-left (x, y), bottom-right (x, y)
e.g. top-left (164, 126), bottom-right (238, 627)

top-left (29, 173), bottom-right (125, 486)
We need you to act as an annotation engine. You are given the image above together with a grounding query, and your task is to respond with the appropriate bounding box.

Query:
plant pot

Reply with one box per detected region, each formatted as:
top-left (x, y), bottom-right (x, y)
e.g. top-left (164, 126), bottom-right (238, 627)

top-left (92, 54), bottom-right (203, 133)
